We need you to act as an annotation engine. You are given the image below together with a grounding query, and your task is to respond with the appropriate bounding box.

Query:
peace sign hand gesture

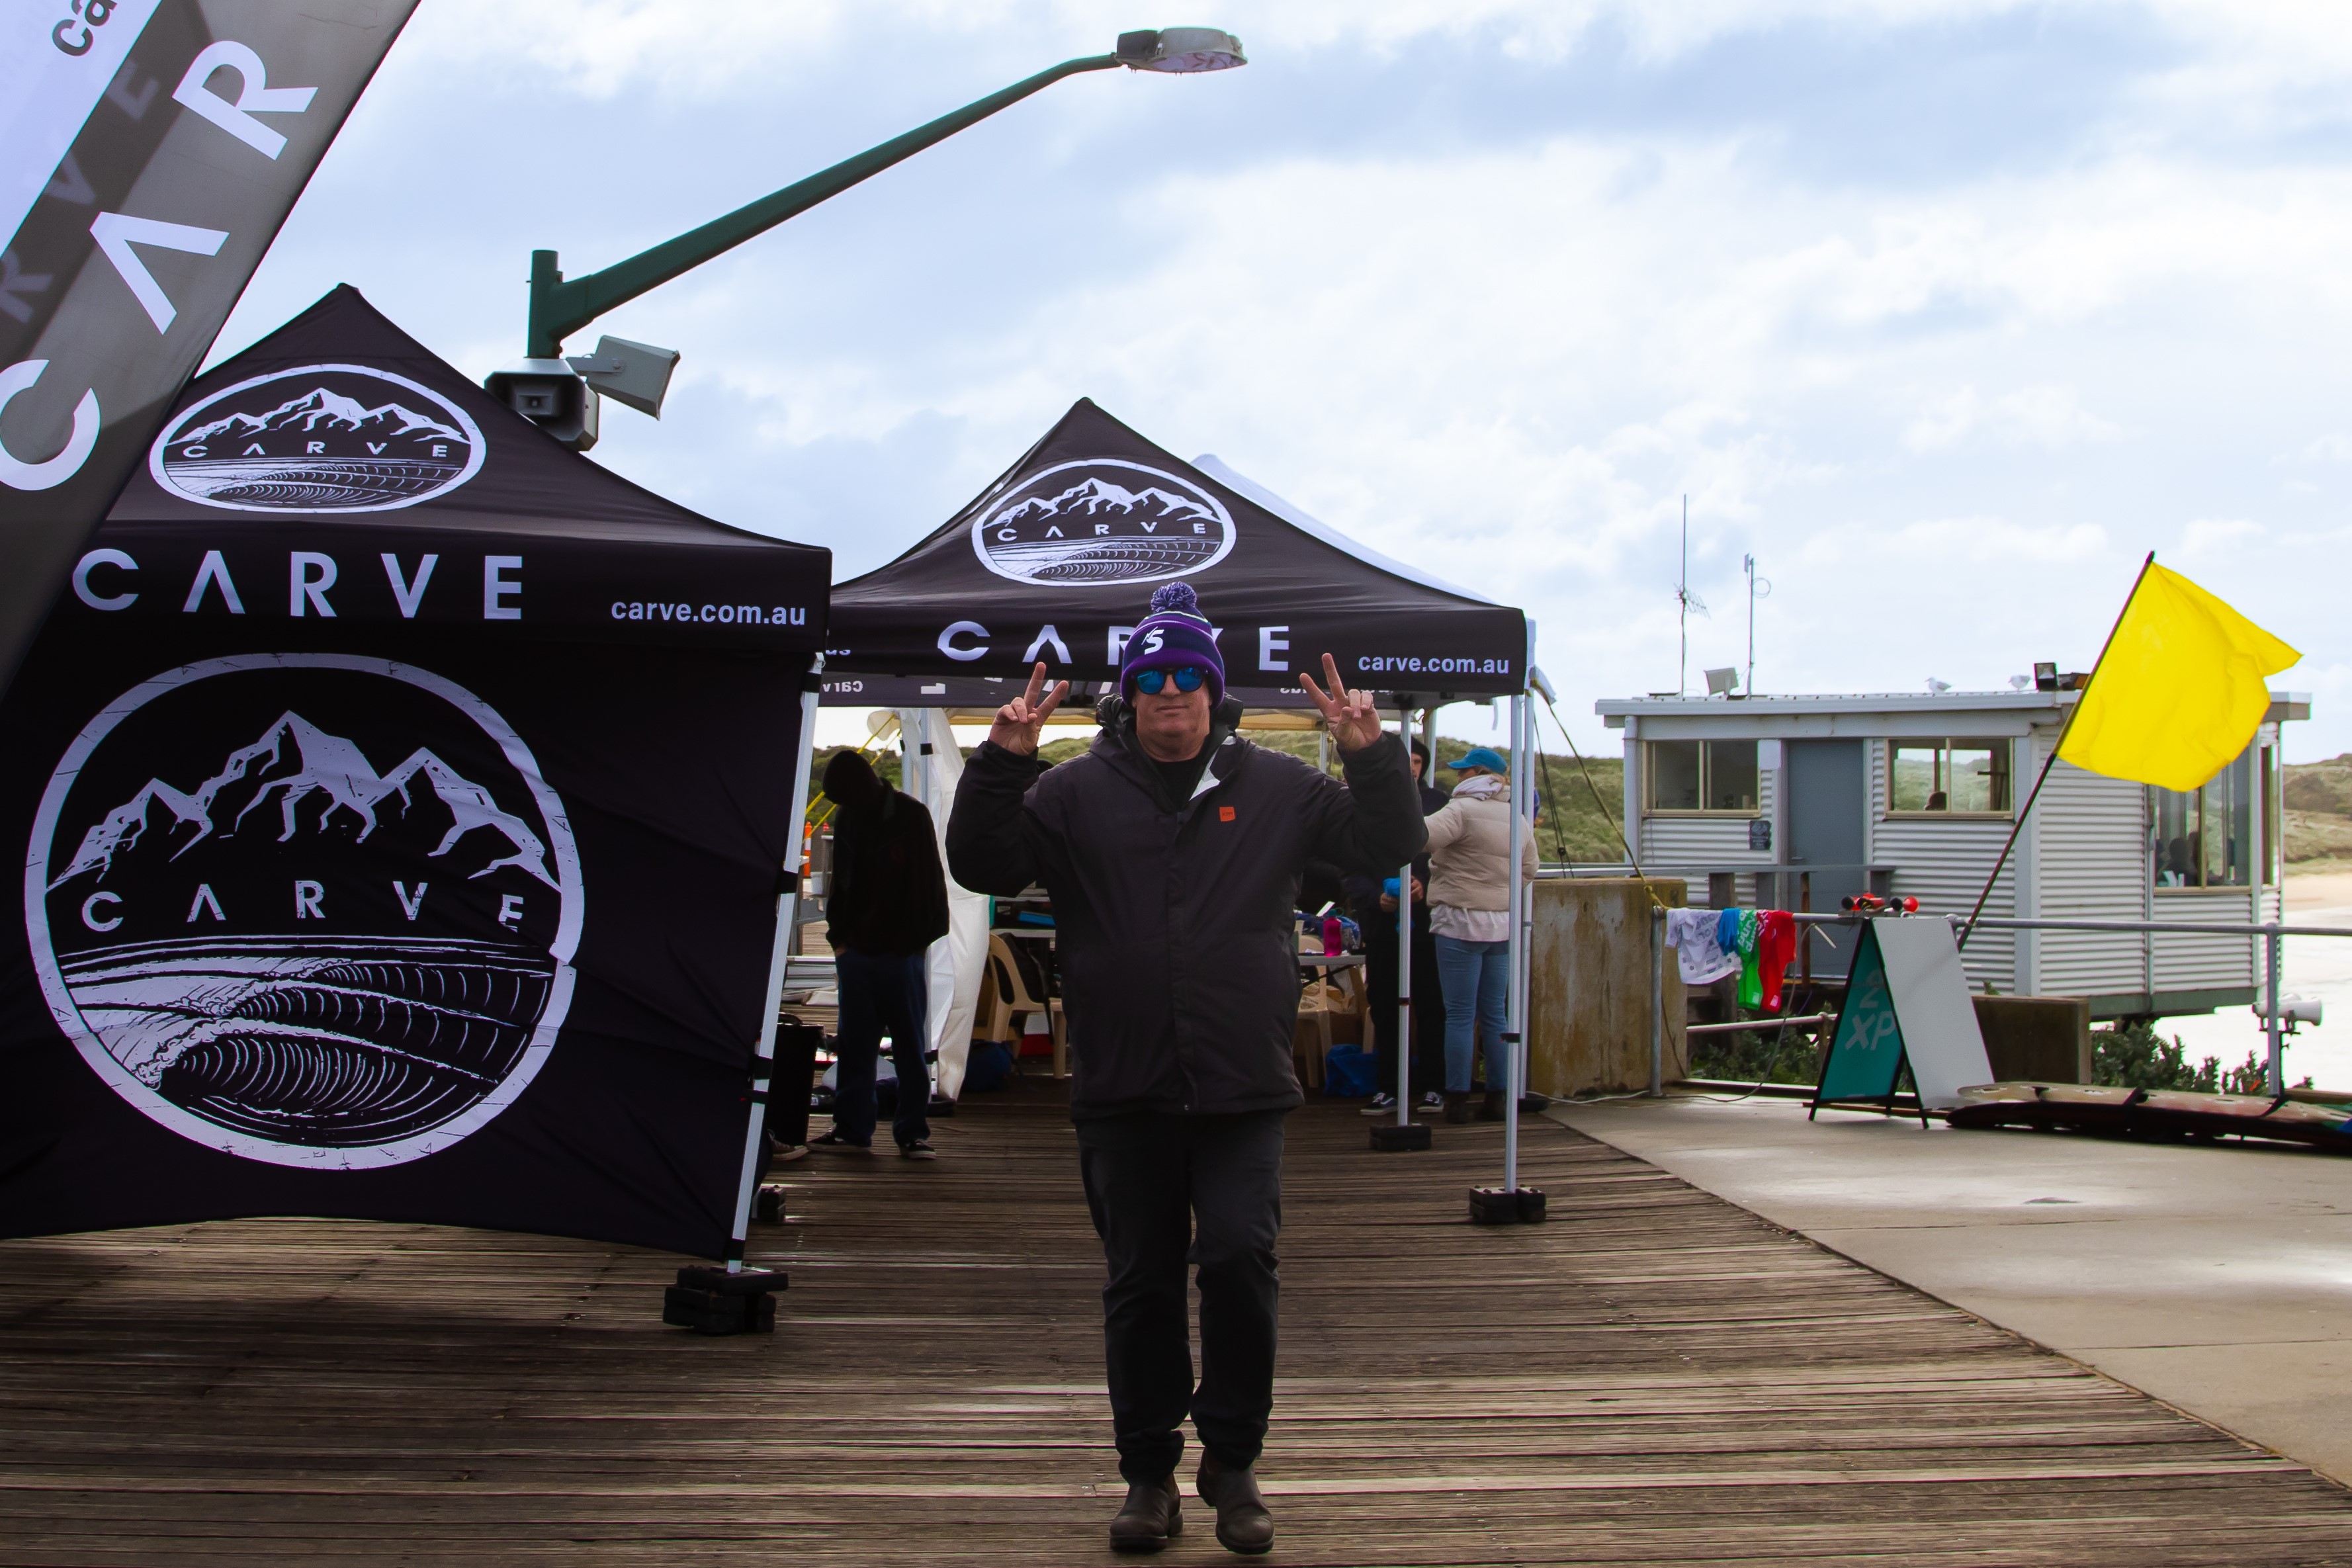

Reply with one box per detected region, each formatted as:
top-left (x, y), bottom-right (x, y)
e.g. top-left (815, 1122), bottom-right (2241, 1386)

top-left (988, 662), bottom-right (1070, 757)
top-left (1299, 652), bottom-right (1383, 754)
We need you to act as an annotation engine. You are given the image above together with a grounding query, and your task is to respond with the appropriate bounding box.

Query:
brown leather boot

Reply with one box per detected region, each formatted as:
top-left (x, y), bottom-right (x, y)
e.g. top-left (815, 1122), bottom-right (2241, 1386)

top-left (1479, 1090), bottom-right (1508, 1121)
top-left (1196, 1451), bottom-right (1274, 1555)
top-left (1443, 1092), bottom-right (1473, 1124)
top-left (1108, 1473), bottom-right (1182, 1553)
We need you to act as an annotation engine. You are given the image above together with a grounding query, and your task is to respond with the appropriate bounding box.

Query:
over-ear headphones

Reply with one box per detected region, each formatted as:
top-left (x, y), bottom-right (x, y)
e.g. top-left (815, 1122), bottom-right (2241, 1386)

top-left (1095, 692), bottom-right (1246, 734)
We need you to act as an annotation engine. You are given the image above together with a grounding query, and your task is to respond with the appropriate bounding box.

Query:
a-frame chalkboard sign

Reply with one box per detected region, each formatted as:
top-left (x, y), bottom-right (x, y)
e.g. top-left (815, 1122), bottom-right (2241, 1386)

top-left (1811, 917), bottom-right (1995, 1126)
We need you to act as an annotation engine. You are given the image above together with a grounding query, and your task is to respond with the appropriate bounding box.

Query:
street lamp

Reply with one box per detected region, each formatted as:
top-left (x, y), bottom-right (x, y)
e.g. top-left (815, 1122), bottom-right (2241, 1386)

top-left (486, 27), bottom-right (1246, 449)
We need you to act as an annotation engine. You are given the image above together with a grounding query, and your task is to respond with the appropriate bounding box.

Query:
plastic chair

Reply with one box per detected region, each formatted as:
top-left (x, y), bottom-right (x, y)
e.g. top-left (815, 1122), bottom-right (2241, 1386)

top-left (980, 933), bottom-right (1067, 1078)
top-left (1295, 980), bottom-right (1356, 1090)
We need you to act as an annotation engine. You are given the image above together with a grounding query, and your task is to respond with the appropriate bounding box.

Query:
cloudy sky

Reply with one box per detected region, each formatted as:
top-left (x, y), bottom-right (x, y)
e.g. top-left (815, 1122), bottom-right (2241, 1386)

top-left (218, 0), bottom-right (2352, 755)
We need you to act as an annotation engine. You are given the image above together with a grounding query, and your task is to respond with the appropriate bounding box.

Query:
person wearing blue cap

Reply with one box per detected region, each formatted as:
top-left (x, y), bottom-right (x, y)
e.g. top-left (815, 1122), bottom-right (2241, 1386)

top-left (1422, 747), bottom-right (1537, 1122)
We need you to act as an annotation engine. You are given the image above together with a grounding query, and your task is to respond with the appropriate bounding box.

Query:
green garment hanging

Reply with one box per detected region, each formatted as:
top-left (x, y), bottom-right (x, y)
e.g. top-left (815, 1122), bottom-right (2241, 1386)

top-left (1735, 908), bottom-right (1763, 1010)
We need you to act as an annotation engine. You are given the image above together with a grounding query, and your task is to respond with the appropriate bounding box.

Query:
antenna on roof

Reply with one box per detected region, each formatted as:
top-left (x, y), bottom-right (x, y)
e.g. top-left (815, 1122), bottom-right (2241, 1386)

top-left (1675, 497), bottom-right (1707, 694)
top-left (1743, 553), bottom-right (1769, 697)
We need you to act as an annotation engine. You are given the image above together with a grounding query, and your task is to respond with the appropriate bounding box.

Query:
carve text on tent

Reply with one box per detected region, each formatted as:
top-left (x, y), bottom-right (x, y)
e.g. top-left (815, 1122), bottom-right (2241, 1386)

top-left (173, 388), bottom-right (467, 450)
top-left (51, 711), bottom-right (557, 891)
top-left (992, 477), bottom-right (1216, 533)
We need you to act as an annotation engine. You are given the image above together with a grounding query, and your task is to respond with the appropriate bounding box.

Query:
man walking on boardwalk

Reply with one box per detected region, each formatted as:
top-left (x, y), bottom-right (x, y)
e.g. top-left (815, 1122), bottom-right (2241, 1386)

top-left (947, 583), bottom-right (1426, 1555)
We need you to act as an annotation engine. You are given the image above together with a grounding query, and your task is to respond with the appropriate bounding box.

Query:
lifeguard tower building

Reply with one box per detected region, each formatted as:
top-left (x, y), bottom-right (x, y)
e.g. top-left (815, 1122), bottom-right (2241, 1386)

top-left (1594, 685), bottom-right (2312, 1020)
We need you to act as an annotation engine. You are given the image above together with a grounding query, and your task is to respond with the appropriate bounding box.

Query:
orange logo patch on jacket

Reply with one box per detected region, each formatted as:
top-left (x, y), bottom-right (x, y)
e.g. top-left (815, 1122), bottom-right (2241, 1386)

top-left (1219, 805), bottom-right (1236, 822)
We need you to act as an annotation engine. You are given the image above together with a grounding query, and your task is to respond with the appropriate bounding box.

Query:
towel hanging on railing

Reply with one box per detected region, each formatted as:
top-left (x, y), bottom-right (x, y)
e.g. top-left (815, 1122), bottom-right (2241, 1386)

top-left (1664, 908), bottom-right (1740, 985)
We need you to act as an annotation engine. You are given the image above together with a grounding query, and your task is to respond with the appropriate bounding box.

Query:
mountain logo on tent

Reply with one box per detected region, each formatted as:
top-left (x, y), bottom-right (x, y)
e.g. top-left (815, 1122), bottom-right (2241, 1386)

top-left (24, 654), bottom-right (581, 1170)
top-left (148, 363), bottom-right (486, 514)
top-left (971, 458), bottom-right (1237, 586)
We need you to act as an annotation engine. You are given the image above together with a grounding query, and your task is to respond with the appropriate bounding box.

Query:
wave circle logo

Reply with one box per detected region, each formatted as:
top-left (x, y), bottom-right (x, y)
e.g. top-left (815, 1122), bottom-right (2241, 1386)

top-left (148, 363), bottom-right (485, 513)
top-left (971, 458), bottom-right (1235, 586)
top-left (24, 654), bottom-right (582, 1170)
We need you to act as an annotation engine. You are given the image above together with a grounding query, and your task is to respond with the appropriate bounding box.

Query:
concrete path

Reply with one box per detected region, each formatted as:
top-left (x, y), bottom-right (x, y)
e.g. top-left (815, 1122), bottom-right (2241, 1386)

top-left (1548, 1092), bottom-right (2352, 1485)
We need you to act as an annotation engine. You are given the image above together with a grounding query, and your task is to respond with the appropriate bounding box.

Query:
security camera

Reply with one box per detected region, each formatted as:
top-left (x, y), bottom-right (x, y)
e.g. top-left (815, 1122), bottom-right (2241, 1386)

top-left (484, 359), bottom-right (599, 451)
top-left (564, 335), bottom-right (680, 420)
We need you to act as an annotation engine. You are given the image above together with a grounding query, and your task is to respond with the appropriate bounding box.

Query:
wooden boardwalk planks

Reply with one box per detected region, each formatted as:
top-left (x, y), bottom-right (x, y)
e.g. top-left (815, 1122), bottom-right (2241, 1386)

top-left (2, 1082), bottom-right (2348, 1565)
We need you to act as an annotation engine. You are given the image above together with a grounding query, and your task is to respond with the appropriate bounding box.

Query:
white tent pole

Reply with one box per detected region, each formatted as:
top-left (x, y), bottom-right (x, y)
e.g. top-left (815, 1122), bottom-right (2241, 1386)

top-left (1395, 697), bottom-right (1413, 1127)
top-left (1519, 628), bottom-right (1542, 1070)
top-left (896, 706), bottom-right (933, 1102)
top-left (1503, 689), bottom-right (1528, 1195)
top-left (726, 656), bottom-right (824, 1273)
top-left (898, 707), bottom-right (924, 801)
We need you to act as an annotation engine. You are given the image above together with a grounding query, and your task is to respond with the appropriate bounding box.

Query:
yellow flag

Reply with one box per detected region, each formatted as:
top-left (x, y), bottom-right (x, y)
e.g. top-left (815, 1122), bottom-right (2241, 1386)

top-left (2058, 562), bottom-right (2300, 792)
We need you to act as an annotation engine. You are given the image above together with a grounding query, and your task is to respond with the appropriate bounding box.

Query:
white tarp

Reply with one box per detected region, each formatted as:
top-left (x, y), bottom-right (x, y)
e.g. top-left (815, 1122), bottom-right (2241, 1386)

top-left (898, 707), bottom-right (989, 1098)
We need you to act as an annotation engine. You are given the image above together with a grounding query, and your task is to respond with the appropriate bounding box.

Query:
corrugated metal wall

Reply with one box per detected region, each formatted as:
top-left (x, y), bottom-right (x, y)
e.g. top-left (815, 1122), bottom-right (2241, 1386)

top-left (1635, 764), bottom-right (1776, 908)
top-left (1865, 739), bottom-right (2016, 990)
top-left (2032, 747), bottom-right (2148, 998)
top-left (2153, 891), bottom-right (2257, 991)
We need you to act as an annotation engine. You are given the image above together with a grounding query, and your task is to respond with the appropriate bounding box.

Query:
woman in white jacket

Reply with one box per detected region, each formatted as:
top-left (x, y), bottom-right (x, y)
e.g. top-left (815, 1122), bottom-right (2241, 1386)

top-left (1422, 748), bottom-right (1539, 1123)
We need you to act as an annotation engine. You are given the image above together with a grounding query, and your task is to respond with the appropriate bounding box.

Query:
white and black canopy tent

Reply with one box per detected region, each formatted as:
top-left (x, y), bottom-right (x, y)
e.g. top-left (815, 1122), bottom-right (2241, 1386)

top-left (826, 398), bottom-right (1542, 1193)
top-left (826, 398), bottom-right (1523, 696)
top-left (0, 286), bottom-right (832, 1277)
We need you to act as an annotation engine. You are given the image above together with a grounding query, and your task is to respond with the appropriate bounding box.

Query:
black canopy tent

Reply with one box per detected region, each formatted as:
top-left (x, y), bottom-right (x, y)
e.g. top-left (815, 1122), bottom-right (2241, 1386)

top-left (825, 398), bottom-right (1525, 699)
top-left (0, 286), bottom-right (829, 1269)
top-left (825, 400), bottom-right (1546, 1203)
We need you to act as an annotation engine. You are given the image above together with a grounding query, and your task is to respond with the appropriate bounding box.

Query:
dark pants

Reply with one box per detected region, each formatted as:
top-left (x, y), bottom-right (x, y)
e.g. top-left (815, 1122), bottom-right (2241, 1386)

top-left (1076, 1110), bottom-right (1285, 1482)
top-left (767, 1022), bottom-right (821, 1153)
top-left (831, 948), bottom-right (931, 1148)
top-left (1362, 910), bottom-right (1443, 1098)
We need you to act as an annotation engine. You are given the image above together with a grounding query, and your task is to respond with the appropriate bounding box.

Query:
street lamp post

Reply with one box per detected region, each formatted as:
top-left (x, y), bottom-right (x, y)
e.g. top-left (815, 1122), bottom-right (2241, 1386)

top-left (488, 26), bottom-right (1244, 447)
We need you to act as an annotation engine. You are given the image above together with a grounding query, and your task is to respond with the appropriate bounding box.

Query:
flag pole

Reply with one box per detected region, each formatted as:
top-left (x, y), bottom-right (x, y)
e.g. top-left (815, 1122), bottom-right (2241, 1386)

top-left (1958, 552), bottom-right (2155, 950)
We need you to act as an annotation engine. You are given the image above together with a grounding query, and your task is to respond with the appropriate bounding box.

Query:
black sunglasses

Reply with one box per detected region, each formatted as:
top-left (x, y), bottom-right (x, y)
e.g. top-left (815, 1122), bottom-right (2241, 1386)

top-left (1133, 667), bottom-right (1207, 695)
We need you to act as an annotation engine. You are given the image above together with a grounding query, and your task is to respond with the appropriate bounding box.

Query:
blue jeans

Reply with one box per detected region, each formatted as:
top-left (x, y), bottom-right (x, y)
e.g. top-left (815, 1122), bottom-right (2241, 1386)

top-left (832, 949), bottom-right (931, 1148)
top-left (1433, 934), bottom-right (1511, 1094)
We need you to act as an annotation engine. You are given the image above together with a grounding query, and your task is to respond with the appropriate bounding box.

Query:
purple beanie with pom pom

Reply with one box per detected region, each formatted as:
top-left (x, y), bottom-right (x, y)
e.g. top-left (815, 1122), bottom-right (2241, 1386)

top-left (1119, 582), bottom-right (1225, 703)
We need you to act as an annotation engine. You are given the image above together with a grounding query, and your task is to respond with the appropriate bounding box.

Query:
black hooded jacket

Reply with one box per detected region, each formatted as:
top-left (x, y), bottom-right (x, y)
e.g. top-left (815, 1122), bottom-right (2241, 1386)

top-left (945, 713), bottom-right (1426, 1119)
top-left (822, 750), bottom-right (951, 958)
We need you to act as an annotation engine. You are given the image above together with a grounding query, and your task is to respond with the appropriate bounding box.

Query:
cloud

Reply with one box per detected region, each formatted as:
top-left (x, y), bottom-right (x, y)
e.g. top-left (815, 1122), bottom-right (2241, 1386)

top-left (1905, 385), bottom-right (2126, 452)
top-left (214, 0), bottom-right (2352, 756)
top-left (1802, 514), bottom-right (2109, 566)
top-left (2180, 516), bottom-right (2264, 556)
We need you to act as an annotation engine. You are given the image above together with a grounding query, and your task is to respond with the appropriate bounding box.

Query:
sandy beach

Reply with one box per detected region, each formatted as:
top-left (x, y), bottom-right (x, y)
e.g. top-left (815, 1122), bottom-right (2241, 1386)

top-left (2287, 867), bottom-right (2352, 912)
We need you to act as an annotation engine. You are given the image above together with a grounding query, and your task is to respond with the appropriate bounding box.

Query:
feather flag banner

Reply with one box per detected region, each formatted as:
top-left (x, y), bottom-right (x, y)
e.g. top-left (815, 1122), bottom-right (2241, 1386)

top-left (0, 2), bottom-right (418, 699)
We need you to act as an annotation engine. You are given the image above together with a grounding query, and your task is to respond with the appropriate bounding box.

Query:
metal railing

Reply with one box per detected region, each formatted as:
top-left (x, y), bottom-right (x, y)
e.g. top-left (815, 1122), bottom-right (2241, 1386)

top-left (1746, 910), bottom-right (2350, 1100)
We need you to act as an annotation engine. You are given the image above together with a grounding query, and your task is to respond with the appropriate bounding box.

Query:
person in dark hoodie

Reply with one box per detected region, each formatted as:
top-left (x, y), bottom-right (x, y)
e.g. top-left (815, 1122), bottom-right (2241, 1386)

top-left (947, 583), bottom-right (1424, 1557)
top-left (812, 748), bottom-right (951, 1159)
